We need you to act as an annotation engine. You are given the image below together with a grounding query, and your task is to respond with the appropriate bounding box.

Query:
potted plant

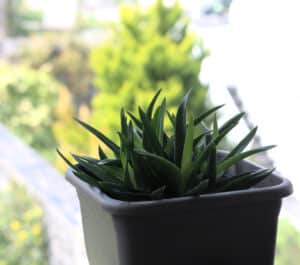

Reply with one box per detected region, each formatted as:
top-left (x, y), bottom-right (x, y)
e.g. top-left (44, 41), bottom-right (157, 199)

top-left (58, 90), bottom-right (292, 265)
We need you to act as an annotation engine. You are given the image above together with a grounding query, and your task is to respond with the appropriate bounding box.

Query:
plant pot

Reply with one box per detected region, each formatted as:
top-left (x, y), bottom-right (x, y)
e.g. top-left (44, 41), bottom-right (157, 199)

top-left (66, 157), bottom-right (292, 265)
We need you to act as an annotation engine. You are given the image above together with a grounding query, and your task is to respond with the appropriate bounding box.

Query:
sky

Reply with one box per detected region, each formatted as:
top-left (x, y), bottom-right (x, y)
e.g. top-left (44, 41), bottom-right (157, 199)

top-left (203, 0), bottom-right (300, 198)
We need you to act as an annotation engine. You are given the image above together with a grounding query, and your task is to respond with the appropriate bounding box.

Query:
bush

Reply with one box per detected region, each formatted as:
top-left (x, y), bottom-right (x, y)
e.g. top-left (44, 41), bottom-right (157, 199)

top-left (14, 33), bottom-right (94, 115)
top-left (0, 62), bottom-right (60, 159)
top-left (11, 34), bottom-right (95, 167)
top-left (89, 0), bottom-right (209, 141)
top-left (6, 0), bottom-right (43, 36)
top-left (0, 181), bottom-right (48, 265)
top-left (276, 219), bottom-right (300, 265)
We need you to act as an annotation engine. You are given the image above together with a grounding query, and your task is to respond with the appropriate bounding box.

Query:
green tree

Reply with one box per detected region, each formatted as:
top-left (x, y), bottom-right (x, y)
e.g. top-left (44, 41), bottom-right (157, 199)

top-left (6, 0), bottom-right (43, 36)
top-left (89, 0), bottom-right (209, 140)
top-left (0, 62), bottom-right (60, 159)
top-left (15, 33), bottom-right (94, 115)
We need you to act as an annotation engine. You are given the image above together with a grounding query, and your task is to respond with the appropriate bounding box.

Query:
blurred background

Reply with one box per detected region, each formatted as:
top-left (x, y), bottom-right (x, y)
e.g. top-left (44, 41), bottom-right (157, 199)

top-left (0, 0), bottom-right (300, 264)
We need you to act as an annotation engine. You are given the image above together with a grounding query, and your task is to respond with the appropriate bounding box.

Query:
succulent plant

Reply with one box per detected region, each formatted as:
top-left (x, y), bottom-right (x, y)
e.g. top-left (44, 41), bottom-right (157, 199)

top-left (58, 89), bottom-right (275, 201)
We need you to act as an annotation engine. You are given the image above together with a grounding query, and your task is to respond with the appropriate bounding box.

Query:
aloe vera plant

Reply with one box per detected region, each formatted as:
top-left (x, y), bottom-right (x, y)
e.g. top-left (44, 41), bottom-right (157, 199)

top-left (58, 89), bottom-right (275, 201)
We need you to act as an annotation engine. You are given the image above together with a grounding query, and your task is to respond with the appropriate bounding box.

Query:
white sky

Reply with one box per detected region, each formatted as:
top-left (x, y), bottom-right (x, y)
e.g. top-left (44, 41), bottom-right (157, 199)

top-left (203, 0), bottom-right (300, 197)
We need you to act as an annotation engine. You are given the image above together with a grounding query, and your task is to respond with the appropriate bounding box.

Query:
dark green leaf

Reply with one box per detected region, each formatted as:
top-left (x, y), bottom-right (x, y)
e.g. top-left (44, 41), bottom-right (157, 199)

top-left (139, 107), bottom-right (165, 156)
top-left (167, 111), bottom-right (176, 127)
top-left (98, 181), bottom-right (154, 201)
top-left (217, 145), bottom-right (276, 173)
top-left (98, 145), bottom-right (108, 160)
top-left (152, 98), bottom-right (166, 144)
top-left (73, 171), bottom-right (100, 187)
top-left (193, 131), bottom-right (211, 148)
top-left (184, 179), bottom-right (209, 196)
top-left (127, 111), bottom-right (143, 130)
top-left (181, 114), bottom-right (194, 180)
top-left (146, 89), bottom-right (162, 118)
top-left (74, 118), bottom-right (120, 157)
top-left (207, 143), bottom-right (217, 189)
top-left (225, 126), bottom-right (258, 160)
top-left (135, 150), bottom-right (183, 195)
top-left (194, 104), bottom-right (225, 126)
top-left (151, 186), bottom-right (166, 199)
top-left (216, 168), bottom-right (275, 192)
top-left (56, 149), bottom-right (76, 169)
top-left (219, 112), bottom-right (244, 135)
top-left (175, 89), bottom-right (191, 165)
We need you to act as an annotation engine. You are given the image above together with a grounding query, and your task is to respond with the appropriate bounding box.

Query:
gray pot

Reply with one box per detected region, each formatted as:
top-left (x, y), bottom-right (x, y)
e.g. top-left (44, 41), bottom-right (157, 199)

top-left (66, 158), bottom-right (292, 265)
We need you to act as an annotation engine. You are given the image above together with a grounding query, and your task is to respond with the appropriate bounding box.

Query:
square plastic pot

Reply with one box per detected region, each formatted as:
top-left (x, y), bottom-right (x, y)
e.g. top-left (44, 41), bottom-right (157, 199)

top-left (66, 158), bottom-right (292, 265)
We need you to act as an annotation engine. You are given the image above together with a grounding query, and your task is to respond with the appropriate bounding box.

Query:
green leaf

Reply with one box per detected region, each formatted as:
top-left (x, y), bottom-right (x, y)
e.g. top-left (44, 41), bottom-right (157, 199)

top-left (181, 114), bottom-right (194, 180)
top-left (56, 149), bottom-right (76, 169)
top-left (164, 135), bottom-right (175, 161)
top-left (175, 89), bottom-right (191, 165)
top-left (219, 112), bottom-right (244, 135)
top-left (73, 171), bottom-right (100, 187)
top-left (217, 145), bottom-right (276, 173)
top-left (225, 126), bottom-right (258, 160)
top-left (120, 108), bottom-right (128, 136)
top-left (98, 145), bottom-right (108, 160)
top-left (212, 114), bottom-right (219, 139)
top-left (193, 131), bottom-right (211, 147)
top-left (216, 168), bottom-right (275, 192)
top-left (167, 111), bottom-right (176, 127)
top-left (194, 104), bottom-right (225, 126)
top-left (184, 179), bottom-right (209, 196)
top-left (74, 118), bottom-right (120, 157)
top-left (98, 182), bottom-right (150, 201)
top-left (139, 107), bottom-right (165, 156)
top-left (152, 98), bottom-right (166, 144)
top-left (151, 186), bottom-right (166, 199)
top-left (206, 143), bottom-right (217, 189)
top-left (146, 89), bottom-right (162, 118)
top-left (72, 154), bottom-right (122, 184)
top-left (135, 150), bottom-right (183, 195)
top-left (127, 111), bottom-right (143, 130)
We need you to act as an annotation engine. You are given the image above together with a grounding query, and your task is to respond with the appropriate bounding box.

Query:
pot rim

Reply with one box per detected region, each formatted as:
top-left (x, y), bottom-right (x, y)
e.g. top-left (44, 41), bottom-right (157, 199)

top-left (66, 158), bottom-right (293, 216)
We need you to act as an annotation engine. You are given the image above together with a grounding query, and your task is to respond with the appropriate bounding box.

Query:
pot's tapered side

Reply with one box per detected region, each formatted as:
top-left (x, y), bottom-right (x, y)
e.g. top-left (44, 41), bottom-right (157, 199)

top-left (68, 173), bottom-right (119, 265)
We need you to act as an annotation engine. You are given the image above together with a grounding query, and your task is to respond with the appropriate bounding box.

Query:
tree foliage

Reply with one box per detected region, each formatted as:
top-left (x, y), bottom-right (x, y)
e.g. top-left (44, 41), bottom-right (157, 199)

top-left (0, 62), bottom-right (60, 159)
top-left (89, 0), bottom-right (209, 140)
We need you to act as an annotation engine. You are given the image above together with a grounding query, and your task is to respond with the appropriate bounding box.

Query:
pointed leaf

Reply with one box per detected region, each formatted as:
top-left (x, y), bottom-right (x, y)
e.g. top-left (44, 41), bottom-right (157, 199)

top-left (184, 179), bottom-right (209, 196)
top-left (193, 131), bottom-right (211, 147)
top-left (151, 186), bottom-right (166, 199)
top-left (147, 89), bottom-right (162, 118)
top-left (225, 127), bottom-right (258, 160)
top-left (127, 111), bottom-right (143, 130)
top-left (135, 150), bottom-right (183, 195)
top-left (206, 143), bottom-right (217, 189)
top-left (139, 107), bottom-right (165, 156)
top-left (98, 145), bottom-right (108, 160)
top-left (194, 104), bottom-right (225, 126)
top-left (175, 89), bottom-right (191, 165)
top-left (219, 112), bottom-right (244, 135)
top-left (217, 145), bottom-right (276, 173)
top-left (73, 171), bottom-right (100, 186)
top-left (216, 168), bottom-right (275, 192)
top-left (74, 118), bottom-right (120, 157)
top-left (167, 111), bottom-right (176, 127)
top-left (57, 149), bottom-right (76, 169)
top-left (212, 114), bottom-right (219, 138)
top-left (181, 114), bottom-right (194, 180)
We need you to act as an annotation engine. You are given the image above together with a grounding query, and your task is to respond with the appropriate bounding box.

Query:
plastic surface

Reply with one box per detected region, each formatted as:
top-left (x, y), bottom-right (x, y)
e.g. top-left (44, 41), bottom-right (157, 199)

top-left (66, 158), bottom-right (293, 265)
